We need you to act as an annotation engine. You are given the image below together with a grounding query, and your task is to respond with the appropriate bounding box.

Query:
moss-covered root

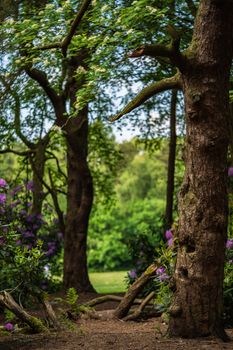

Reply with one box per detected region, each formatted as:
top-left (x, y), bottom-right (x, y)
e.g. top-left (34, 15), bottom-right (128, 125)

top-left (27, 316), bottom-right (49, 333)
top-left (0, 291), bottom-right (49, 333)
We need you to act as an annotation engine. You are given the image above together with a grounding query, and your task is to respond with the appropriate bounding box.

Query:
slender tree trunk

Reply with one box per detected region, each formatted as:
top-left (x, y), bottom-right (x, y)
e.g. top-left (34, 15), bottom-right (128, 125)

top-left (165, 89), bottom-right (177, 229)
top-left (169, 0), bottom-right (233, 338)
top-left (62, 52), bottom-right (95, 292)
top-left (63, 108), bottom-right (95, 292)
top-left (29, 136), bottom-right (49, 216)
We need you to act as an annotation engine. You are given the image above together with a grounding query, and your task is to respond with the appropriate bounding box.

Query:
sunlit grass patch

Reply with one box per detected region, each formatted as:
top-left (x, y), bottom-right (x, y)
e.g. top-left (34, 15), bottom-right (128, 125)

top-left (89, 271), bottom-right (128, 294)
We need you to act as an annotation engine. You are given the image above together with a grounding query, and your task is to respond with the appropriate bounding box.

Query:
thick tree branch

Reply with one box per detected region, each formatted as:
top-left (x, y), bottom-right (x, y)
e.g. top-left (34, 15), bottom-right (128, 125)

top-left (61, 0), bottom-right (92, 56)
top-left (25, 67), bottom-right (58, 107)
top-left (129, 44), bottom-right (172, 59)
top-left (0, 75), bottom-right (34, 148)
top-left (36, 42), bottom-right (62, 51)
top-left (129, 25), bottom-right (186, 71)
top-left (25, 66), bottom-right (66, 125)
top-left (110, 74), bottom-right (182, 122)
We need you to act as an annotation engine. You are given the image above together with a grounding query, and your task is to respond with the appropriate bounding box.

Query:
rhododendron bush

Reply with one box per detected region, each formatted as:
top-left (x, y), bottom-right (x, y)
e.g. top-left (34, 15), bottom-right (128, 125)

top-left (0, 178), bottom-right (63, 297)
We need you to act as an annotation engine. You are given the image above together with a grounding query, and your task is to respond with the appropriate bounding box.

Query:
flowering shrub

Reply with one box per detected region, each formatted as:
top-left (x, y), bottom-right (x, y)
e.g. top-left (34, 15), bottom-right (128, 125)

top-left (0, 178), bottom-right (64, 296)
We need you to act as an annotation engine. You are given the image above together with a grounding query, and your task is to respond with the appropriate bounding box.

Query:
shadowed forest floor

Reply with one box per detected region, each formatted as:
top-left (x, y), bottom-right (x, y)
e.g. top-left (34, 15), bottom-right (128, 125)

top-left (0, 293), bottom-right (233, 350)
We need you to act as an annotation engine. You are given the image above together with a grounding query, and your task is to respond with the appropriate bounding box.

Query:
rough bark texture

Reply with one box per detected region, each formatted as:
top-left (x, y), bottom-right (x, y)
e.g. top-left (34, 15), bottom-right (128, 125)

top-left (165, 89), bottom-right (177, 229)
top-left (169, 0), bottom-right (233, 338)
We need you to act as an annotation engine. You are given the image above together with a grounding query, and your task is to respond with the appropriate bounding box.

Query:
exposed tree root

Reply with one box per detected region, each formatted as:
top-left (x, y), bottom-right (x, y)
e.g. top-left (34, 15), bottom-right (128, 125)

top-left (0, 263), bottom-right (159, 332)
top-left (113, 263), bottom-right (157, 319)
top-left (77, 263), bottom-right (158, 322)
top-left (83, 294), bottom-right (151, 308)
top-left (42, 299), bottom-right (63, 330)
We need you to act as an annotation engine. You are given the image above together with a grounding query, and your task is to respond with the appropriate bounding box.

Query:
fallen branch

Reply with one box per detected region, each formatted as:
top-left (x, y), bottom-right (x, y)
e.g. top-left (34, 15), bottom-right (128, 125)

top-left (0, 292), bottom-right (48, 333)
top-left (113, 263), bottom-right (158, 319)
top-left (123, 291), bottom-right (156, 321)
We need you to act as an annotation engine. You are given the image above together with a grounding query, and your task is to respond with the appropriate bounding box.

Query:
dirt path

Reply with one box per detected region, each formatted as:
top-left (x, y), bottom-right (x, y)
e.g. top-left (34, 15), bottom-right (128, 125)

top-left (0, 293), bottom-right (233, 350)
top-left (0, 320), bottom-right (233, 350)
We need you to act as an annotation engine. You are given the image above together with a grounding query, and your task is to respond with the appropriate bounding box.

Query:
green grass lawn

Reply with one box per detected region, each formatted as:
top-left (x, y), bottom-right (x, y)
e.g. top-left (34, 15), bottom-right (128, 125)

top-left (89, 271), bottom-right (128, 294)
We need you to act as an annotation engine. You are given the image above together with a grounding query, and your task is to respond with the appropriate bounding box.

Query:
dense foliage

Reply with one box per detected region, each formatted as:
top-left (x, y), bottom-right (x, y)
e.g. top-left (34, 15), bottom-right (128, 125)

top-left (0, 178), bottom-right (63, 295)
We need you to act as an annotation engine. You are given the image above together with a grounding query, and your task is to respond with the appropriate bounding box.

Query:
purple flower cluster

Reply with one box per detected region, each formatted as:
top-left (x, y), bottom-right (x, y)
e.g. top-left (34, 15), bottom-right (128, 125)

top-left (228, 167), bottom-right (233, 177)
top-left (10, 199), bottom-right (21, 208)
top-left (128, 269), bottom-right (137, 279)
top-left (165, 230), bottom-right (173, 247)
top-left (26, 180), bottom-right (34, 191)
top-left (156, 266), bottom-right (170, 282)
top-left (0, 178), bottom-right (7, 188)
top-left (4, 323), bottom-right (14, 331)
top-left (10, 185), bottom-right (23, 196)
top-left (45, 241), bottom-right (56, 257)
top-left (0, 193), bottom-right (6, 205)
top-left (226, 239), bottom-right (233, 250)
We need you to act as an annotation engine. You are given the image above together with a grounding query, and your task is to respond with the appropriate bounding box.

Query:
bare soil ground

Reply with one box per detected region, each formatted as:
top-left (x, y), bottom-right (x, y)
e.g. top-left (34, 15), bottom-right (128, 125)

top-left (0, 293), bottom-right (233, 350)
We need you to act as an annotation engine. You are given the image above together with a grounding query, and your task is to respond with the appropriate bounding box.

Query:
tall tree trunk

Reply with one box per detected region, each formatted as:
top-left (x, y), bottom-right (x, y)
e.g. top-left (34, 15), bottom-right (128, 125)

top-left (62, 52), bottom-right (95, 292)
top-left (63, 108), bottom-right (95, 292)
top-left (169, 0), bottom-right (233, 338)
top-left (165, 89), bottom-right (177, 229)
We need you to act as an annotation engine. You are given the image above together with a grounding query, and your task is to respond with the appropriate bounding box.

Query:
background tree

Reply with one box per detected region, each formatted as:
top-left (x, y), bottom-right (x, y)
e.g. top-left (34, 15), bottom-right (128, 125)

top-left (0, 0), bottom-right (125, 292)
top-left (1, 0), bottom-right (95, 292)
top-left (164, 89), bottom-right (177, 229)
